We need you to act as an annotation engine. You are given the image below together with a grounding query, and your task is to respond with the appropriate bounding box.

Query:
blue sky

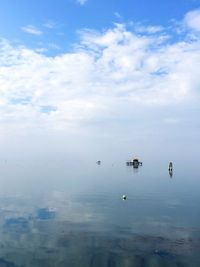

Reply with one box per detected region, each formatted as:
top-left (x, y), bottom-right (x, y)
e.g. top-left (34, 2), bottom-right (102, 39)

top-left (0, 0), bottom-right (200, 159)
top-left (1, 0), bottom-right (200, 53)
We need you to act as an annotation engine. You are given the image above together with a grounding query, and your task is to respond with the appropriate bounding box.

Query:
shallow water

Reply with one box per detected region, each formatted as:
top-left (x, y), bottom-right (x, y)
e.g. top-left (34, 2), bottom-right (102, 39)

top-left (0, 158), bottom-right (200, 266)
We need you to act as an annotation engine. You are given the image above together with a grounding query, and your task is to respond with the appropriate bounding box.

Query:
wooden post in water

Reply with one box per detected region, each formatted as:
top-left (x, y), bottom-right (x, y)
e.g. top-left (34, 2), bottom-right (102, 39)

top-left (168, 162), bottom-right (173, 171)
top-left (168, 162), bottom-right (173, 177)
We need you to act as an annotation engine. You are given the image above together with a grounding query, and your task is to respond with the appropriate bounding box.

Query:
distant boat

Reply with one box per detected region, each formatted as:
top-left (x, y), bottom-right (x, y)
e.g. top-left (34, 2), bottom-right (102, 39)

top-left (126, 158), bottom-right (142, 168)
top-left (96, 160), bottom-right (101, 165)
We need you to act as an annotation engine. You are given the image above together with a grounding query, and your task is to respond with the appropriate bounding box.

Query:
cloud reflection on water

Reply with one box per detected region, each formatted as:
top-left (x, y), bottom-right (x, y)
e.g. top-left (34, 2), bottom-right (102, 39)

top-left (0, 191), bottom-right (200, 266)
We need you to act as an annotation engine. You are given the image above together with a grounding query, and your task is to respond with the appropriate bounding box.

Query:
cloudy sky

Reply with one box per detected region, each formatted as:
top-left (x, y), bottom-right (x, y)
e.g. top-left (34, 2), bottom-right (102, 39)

top-left (0, 0), bottom-right (200, 160)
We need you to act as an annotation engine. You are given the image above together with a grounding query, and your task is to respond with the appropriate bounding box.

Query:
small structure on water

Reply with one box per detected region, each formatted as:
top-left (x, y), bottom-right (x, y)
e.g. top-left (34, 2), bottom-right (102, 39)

top-left (168, 162), bottom-right (173, 171)
top-left (168, 162), bottom-right (173, 177)
top-left (126, 158), bottom-right (142, 168)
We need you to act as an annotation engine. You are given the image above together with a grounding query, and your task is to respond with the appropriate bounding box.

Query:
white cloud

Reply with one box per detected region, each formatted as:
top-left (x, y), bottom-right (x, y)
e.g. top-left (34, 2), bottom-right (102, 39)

top-left (114, 12), bottom-right (123, 19)
top-left (48, 43), bottom-right (61, 50)
top-left (43, 20), bottom-right (56, 29)
top-left (135, 25), bottom-right (164, 34)
top-left (76, 0), bottom-right (88, 5)
top-left (21, 25), bottom-right (43, 35)
top-left (184, 9), bottom-right (200, 32)
top-left (1, 12), bottom-right (200, 132)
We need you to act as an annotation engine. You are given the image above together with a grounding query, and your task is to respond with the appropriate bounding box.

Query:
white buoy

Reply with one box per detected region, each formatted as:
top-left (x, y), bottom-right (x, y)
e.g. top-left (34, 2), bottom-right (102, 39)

top-left (122, 195), bottom-right (127, 200)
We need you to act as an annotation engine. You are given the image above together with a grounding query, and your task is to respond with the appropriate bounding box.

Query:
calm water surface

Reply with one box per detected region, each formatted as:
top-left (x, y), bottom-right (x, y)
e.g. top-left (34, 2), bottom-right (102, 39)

top-left (0, 158), bottom-right (200, 266)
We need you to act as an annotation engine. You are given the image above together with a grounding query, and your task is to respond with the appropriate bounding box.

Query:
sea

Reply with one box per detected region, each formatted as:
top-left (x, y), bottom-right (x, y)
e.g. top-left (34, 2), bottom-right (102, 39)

top-left (0, 157), bottom-right (200, 266)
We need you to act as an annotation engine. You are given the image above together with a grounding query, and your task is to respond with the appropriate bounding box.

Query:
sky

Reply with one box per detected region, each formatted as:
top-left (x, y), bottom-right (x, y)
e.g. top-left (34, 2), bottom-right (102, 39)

top-left (0, 0), bottom-right (200, 161)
